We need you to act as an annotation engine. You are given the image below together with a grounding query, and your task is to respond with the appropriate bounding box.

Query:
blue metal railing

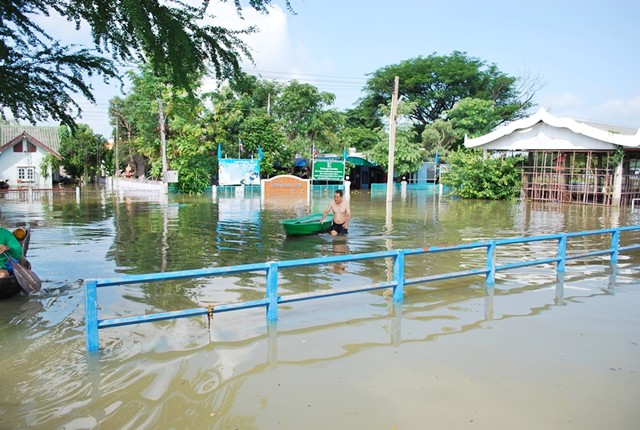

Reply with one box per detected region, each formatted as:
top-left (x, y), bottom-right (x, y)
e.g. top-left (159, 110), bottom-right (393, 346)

top-left (84, 226), bottom-right (640, 353)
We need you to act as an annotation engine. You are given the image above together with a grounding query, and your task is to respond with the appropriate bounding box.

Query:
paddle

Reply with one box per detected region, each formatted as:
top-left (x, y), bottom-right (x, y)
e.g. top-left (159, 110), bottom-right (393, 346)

top-left (3, 252), bottom-right (42, 293)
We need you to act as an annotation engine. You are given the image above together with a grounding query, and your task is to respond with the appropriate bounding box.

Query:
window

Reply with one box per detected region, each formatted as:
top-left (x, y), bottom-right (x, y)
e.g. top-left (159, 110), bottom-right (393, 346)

top-left (12, 141), bottom-right (36, 152)
top-left (17, 167), bottom-right (35, 182)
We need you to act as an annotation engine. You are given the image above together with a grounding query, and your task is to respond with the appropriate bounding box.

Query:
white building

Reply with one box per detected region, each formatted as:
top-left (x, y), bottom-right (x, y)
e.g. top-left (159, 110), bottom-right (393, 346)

top-left (464, 108), bottom-right (640, 206)
top-left (0, 125), bottom-right (61, 189)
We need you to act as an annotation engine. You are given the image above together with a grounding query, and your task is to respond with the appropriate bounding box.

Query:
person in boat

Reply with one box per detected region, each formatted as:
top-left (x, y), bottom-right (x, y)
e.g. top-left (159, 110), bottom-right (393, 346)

top-left (320, 189), bottom-right (351, 236)
top-left (0, 228), bottom-right (23, 278)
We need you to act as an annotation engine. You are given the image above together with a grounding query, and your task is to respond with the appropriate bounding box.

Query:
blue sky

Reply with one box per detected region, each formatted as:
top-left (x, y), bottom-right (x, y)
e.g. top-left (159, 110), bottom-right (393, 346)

top-left (40, 0), bottom-right (640, 137)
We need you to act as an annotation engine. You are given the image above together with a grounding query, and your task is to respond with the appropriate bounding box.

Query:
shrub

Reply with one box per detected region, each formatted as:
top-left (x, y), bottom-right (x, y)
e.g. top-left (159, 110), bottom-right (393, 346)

top-left (442, 149), bottom-right (524, 199)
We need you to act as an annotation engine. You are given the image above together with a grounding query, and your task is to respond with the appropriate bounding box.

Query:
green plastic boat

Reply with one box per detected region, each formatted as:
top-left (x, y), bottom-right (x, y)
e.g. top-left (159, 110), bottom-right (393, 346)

top-left (280, 213), bottom-right (333, 236)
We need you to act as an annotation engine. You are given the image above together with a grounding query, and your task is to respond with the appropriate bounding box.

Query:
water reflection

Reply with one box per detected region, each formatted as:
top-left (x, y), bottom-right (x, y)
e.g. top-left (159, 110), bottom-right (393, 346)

top-left (331, 237), bottom-right (349, 274)
top-left (41, 267), bottom-right (621, 428)
top-left (0, 189), bottom-right (639, 428)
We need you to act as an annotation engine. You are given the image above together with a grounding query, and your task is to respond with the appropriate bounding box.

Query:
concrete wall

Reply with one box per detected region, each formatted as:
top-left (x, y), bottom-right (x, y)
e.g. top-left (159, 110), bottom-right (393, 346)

top-left (100, 176), bottom-right (167, 193)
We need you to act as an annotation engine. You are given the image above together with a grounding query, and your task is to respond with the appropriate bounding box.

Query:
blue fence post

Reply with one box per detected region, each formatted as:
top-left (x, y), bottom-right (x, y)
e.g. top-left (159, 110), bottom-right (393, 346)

top-left (266, 262), bottom-right (279, 322)
top-left (85, 279), bottom-right (99, 354)
top-left (557, 233), bottom-right (567, 273)
top-left (485, 241), bottom-right (496, 285)
top-left (610, 228), bottom-right (620, 264)
top-left (392, 250), bottom-right (405, 303)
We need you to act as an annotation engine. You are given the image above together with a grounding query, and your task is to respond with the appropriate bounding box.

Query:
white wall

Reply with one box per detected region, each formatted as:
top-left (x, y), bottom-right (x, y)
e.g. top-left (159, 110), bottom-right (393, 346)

top-left (0, 146), bottom-right (51, 188)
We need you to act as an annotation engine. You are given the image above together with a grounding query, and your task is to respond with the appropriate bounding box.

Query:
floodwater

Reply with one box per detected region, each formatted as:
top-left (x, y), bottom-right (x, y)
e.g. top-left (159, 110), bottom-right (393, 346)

top-left (0, 187), bottom-right (639, 429)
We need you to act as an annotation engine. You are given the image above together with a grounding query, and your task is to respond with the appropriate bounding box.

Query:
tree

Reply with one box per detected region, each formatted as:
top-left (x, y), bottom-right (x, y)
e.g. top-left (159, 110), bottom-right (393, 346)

top-left (339, 106), bottom-right (384, 152)
top-left (366, 96), bottom-right (424, 177)
top-left (368, 127), bottom-right (424, 178)
top-left (447, 98), bottom-right (501, 139)
top-left (227, 72), bottom-right (283, 114)
top-left (359, 51), bottom-right (537, 137)
top-left (421, 119), bottom-right (460, 155)
top-left (59, 124), bottom-right (108, 182)
top-left (240, 114), bottom-right (289, 177)
top-left (441, 149), bottom-right (524, 200)
top-left (273, 80), bottom-right (342, 152)
top-left (206, 74), bottom-right (344, 173)
top-left (1, 0), bottom-right (292, 129)
top-left (109, 96), bottom-right (138, 174)
top-left (111, 65), bottom-right (217, 193)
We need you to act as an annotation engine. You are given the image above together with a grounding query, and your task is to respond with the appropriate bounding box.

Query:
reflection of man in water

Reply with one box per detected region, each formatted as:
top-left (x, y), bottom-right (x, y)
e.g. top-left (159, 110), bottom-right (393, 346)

top-left (332, 239), bottom-right (349, 273)
top-left (320, 189), bottom-right (351, 236)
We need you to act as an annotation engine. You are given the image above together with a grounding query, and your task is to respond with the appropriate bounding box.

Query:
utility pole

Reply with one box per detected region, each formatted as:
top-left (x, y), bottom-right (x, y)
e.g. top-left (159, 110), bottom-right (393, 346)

top-left (114, 115), bottom-right (119, 185)
top-left (158, 99), bottom-right (168, 181)
top-left (267, 93), bottom-right (271, 116)
top-left (386, 76), bottom-right (400, 202)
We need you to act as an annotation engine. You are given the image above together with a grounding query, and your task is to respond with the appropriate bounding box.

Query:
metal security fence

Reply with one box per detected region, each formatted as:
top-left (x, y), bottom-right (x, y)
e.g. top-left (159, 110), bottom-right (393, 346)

top-left (85, 226), bottom-right (640, 353)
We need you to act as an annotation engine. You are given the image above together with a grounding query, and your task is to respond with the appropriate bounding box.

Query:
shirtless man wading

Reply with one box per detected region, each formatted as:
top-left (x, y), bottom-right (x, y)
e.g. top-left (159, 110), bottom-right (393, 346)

top-left (320, 189), bottom-right (351, 236)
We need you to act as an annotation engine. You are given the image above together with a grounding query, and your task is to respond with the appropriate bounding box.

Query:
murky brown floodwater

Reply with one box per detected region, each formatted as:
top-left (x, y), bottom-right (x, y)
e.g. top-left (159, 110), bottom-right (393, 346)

top-left (0, 187), bottom-right (639, 429)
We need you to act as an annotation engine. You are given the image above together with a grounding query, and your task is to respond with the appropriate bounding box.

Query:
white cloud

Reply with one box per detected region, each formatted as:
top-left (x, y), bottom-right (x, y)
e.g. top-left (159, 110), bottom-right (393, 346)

top-left (205, 3), bottom-right (292, 71)
top-left (201, 4), bottom-right (293, 92)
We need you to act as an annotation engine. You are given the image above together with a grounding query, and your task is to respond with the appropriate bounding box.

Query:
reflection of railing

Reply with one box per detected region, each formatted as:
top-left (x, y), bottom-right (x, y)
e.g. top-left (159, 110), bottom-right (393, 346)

top-left (84, 226), bottom-right (640, 354)
top-left (0, 187), bottom-right (76, 201)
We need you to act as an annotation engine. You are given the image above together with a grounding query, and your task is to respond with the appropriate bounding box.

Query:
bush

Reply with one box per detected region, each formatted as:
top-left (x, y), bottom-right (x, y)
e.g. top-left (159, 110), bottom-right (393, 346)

top-left (442, 149), bottom-right (524, 200)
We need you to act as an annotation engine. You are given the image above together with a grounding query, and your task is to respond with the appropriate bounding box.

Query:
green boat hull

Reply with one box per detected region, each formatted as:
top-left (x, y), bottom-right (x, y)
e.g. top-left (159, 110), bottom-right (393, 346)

top-left (280, 213), bottom-right (333, 236)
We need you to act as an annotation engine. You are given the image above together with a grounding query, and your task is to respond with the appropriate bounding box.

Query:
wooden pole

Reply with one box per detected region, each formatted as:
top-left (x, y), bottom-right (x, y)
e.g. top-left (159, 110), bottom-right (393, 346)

top-left (386, 76), bottom-right (400, 202)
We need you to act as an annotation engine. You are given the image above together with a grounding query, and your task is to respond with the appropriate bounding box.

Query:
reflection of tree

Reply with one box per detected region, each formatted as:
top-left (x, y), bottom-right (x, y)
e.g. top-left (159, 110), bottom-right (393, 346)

top-left (438, 199), bottom-right (518, 238)
top-left (109, 196), bottom-right (218, 273)
top-left (108, 195), bottom-right (221, 310)
top-left (49, 195), bottom-right (115, 228)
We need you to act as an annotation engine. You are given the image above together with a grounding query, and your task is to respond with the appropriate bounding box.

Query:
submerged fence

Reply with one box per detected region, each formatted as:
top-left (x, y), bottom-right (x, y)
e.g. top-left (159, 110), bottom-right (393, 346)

top-left (84, 226), bottom-right (640, 353)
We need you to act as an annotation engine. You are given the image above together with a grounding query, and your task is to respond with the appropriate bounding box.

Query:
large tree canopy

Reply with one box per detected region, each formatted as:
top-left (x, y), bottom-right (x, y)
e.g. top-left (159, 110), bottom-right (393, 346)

top-left (359, 51), bottom-right (537, 136)
top-left (0, 0), bottom-right (292, 130)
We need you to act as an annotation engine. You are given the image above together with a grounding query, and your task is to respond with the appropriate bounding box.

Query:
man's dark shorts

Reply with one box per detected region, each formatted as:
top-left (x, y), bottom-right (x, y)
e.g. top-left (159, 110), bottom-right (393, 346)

top-left (331, 221), bottom-right (348, 235)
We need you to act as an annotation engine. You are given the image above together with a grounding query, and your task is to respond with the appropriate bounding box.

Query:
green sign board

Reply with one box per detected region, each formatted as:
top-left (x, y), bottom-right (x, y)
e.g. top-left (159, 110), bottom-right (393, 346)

top-left (312, 159), bottom-right (345, 181)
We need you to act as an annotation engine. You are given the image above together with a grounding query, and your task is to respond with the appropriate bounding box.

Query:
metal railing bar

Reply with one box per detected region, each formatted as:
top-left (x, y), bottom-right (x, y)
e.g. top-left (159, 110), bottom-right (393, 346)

top-left (495, 257), bottom-right (561, 271)
top-left (565, 249), bottom-right (615, 260)
top-left (98, 298), bottom-right (271, 329)
top-left (96, 263), bottom-right (269, 287)
top-left (404, 268), bottom-right (489, 285)
top-left (280, 282), bottom-right (396, 304)
top-left (84, 226), bottom-right (640, 354)
top-left (619, 244), bottom-right (640, 252)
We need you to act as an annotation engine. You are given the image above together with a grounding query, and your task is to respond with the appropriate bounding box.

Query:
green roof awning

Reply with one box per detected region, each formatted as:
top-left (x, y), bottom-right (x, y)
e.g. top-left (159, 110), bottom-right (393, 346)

top-left (346, 156), bottom-right (376, 167)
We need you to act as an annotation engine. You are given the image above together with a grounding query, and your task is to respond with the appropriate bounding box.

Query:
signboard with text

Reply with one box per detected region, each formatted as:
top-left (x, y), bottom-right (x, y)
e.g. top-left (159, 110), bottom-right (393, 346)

top-left (312, 159), bottom-right (345, 181)
top-left (262, 175), bottom-right (309, 204)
